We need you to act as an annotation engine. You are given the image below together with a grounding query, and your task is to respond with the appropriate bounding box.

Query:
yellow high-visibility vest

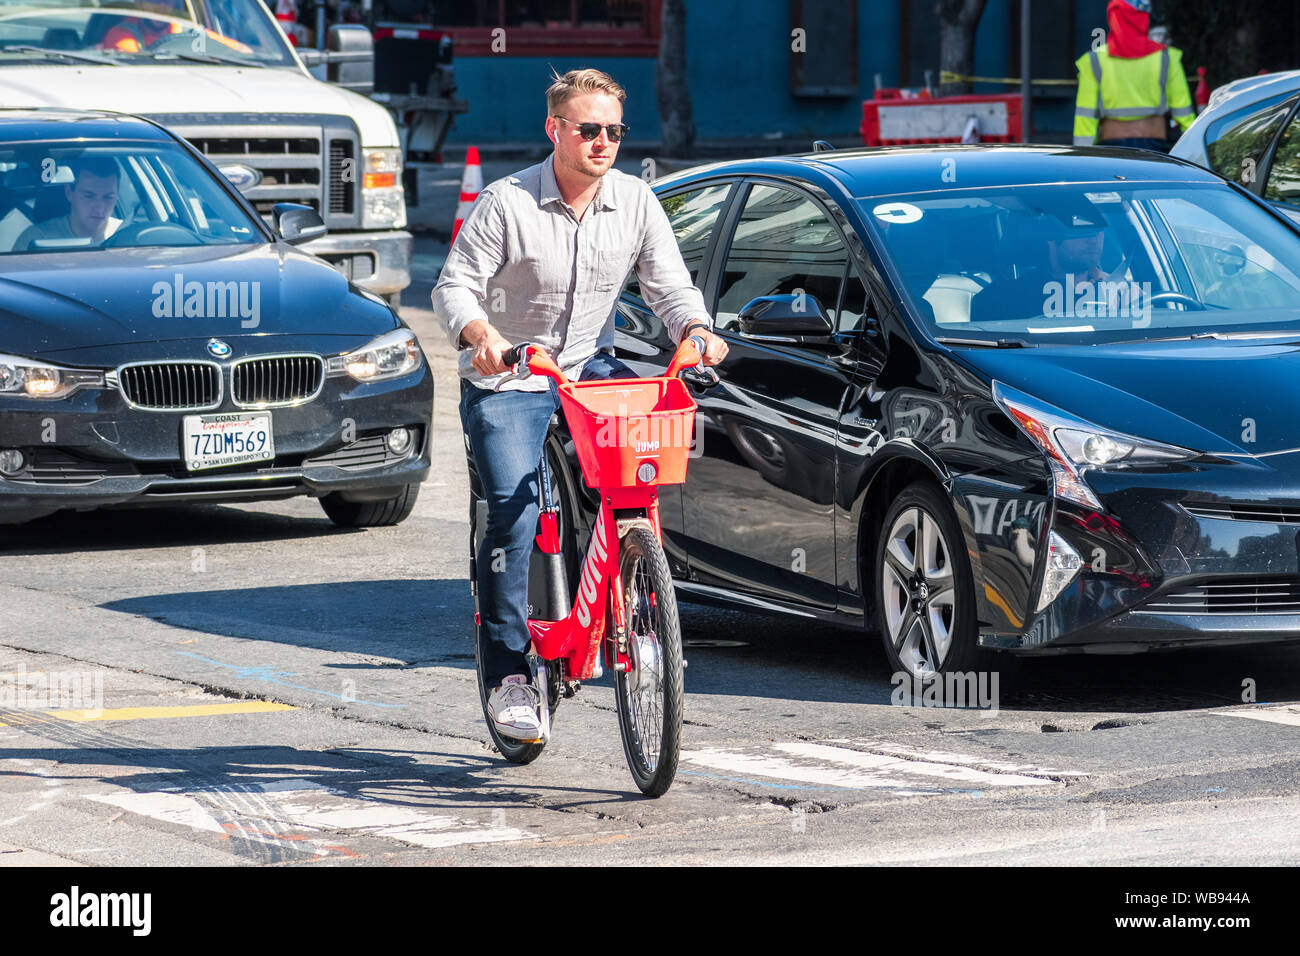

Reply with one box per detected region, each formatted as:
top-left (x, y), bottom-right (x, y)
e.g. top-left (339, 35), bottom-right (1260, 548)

top-left (1074, 44), bottom-right (1195, 145)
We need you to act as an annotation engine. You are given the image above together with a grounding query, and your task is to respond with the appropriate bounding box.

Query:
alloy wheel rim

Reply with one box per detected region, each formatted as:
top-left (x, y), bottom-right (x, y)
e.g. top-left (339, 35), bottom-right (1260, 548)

top-left (882, 506), bottom-right (956, 680)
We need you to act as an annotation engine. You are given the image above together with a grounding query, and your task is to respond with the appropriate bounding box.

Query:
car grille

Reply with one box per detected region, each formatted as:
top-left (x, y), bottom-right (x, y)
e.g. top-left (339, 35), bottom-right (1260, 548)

top-left (162, 121), bottom-right (359, 228)
top-left (1138, 577), bottom-right (1300, 615)
top-left (232, 356), bottom-right (325, 407)
top-left (303, 429), bottom-right (420, 470)
top-left (117, 362), bottom-right (221, 411)
top-left (1181, 501), bottom-right (1300, 525)
top-left (10, 450), bottom-right (137, 485)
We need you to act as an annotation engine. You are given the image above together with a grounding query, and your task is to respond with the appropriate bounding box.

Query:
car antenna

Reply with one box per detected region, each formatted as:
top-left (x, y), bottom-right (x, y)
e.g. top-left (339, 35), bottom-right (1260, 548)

top-left (812, 140), bottom-right (835, 152)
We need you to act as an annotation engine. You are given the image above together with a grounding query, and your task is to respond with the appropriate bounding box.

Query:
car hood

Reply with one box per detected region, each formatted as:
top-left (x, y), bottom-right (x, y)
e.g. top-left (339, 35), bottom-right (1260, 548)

top-left (952, 338), bottom-right (1300, 457)
top-left (0, 243), bottom-right (398, 359)
top-left (0, 64), bottom-right (398, 146)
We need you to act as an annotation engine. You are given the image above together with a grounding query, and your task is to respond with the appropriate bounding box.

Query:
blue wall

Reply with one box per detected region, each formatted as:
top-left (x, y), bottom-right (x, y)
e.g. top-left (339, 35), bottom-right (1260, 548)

top-left (443, 0), bottom-right (1105, 146)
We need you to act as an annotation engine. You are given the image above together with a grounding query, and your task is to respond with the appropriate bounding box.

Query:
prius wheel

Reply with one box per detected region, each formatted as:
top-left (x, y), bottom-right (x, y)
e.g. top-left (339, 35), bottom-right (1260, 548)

top-left (320, 483), bottom-right (419, 527)
top-left (875, 482), bottom-right (985, 686)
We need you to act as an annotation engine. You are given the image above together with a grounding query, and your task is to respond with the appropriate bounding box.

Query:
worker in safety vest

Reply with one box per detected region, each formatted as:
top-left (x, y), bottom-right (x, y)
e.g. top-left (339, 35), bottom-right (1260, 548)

top-left (1074, 0), bottom-right (1194, 153)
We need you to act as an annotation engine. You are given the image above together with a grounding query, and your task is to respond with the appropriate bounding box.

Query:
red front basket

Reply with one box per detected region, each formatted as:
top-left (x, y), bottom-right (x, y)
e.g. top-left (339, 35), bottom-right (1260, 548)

top-left (558, 377), bottom-right (697, 489)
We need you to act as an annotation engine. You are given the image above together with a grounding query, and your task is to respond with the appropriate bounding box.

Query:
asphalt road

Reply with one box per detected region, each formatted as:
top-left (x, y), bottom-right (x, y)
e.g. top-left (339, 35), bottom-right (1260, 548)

top-left (2, 237), bottom-right (1300, 867)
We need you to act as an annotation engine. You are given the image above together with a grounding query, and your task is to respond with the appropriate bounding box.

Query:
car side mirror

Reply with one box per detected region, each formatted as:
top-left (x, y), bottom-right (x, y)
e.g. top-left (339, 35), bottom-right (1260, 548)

top-left (738, 294), bottom-right (833, 345)
top-left (273, 203), bottom-right (327, 244)
top-left (326, 25), bottom-right (374, 95)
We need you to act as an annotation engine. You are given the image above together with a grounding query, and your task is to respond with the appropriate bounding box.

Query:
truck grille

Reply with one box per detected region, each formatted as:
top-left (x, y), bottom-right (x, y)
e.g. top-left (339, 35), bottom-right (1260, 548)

top-left (161, 120), bottom-right (360, 229)
top-left (328, 139), bottom-right (355, 214)
top-left (117, 362), bottom-right (221, 410)
top-left (232, 355), bottom-right (325, 407)
top-left (1138, 577), bottom-right (1300, 615)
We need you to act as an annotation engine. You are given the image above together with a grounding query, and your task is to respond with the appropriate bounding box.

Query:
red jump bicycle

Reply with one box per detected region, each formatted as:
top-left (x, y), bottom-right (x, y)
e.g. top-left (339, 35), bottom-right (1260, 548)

top-left (471, 336), bottom-right (711, 796)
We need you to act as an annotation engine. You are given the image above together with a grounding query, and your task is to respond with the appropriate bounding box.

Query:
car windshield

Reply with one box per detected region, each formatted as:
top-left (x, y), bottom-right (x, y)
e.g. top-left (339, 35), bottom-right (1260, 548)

top-left (863, 181), bottom-right (1300, 345)
top-left (0, 0), bottom-right (295, 67)
top-left (0, 140), bottom-right (264, 253)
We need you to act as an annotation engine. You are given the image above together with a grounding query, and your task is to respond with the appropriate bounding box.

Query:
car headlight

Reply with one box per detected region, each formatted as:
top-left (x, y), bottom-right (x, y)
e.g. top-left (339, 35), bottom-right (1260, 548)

top-left (361, 147), bottom-right (407, 230)
top-left (327, 329), bottom-right (423, 382)
top-left (993, 381), bottom-right (1197, 510)
top-left (0, 353), bottom-right (103, 400)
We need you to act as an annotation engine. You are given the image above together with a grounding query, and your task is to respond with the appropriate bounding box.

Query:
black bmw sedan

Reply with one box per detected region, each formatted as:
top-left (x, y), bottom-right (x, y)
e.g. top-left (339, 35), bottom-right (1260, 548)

top-left (540, 143), bottom-right (1300, 683)
top-left (0, 109), bottom-right (431, 527)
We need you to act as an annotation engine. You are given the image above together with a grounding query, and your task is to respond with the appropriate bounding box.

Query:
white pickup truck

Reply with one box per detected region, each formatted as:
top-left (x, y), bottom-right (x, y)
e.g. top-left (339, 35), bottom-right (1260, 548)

top-left (0, 0), bottom-right (410, 304)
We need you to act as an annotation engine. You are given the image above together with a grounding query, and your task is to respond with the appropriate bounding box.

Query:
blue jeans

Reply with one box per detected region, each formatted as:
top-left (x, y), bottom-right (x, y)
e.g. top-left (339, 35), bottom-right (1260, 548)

top-left (461, 351), bottom-right (635, 687)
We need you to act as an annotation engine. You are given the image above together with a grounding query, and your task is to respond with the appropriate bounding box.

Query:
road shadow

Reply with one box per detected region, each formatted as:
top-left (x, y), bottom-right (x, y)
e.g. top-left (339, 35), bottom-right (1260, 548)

top-left (675, 601), bottom-right (1300, 714)
top-left (100, 579), bottom-right (476, 668)
top-left (96, 580), bottom-right (1300, 712)
top-left (0, 735), bottom-right (646, 863)
top-left (0, 505), bottom-right (360, 554)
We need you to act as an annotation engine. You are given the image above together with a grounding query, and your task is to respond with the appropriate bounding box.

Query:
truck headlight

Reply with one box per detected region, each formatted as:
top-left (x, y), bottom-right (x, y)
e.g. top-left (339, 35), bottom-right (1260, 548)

top-left (328, 329), bottom-right (422, 382)
top-left (0, 353), bottom-right (103, 400)
top-left (993, 381), bottom-right (1197, 511)
top-left (362, 147), bottom-right (406, 229)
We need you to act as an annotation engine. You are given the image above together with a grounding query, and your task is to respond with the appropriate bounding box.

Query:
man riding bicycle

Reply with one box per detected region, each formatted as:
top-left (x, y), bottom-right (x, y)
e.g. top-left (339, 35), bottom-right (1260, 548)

top-left (432, 68), bottom-right (727, 742)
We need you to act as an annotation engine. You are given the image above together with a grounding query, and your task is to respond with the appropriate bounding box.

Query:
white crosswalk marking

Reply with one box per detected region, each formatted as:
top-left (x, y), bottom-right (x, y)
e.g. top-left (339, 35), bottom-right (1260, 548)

top-left (1218, 706), bottom-right (1300, 727)
top-left (87, 778), bottom-right (534, 854)
top-left (684, 740), bottom-right (1085, 793)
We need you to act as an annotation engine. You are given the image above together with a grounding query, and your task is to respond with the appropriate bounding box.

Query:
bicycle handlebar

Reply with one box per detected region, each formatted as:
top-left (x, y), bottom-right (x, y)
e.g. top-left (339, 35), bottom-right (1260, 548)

top-left (501, 336), bottom-right (713, 388)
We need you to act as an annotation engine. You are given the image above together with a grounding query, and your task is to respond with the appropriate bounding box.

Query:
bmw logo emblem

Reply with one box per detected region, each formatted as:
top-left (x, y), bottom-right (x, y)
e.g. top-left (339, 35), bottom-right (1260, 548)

top-left (207, 339), bottom-right (232, 358)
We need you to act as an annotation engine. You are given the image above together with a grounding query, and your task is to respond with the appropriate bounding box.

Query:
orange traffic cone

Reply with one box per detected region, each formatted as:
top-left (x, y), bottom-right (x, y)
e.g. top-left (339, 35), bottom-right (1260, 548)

top-left (274, 0), bottom-right (298, 46)
top-left (451, 146), bottom-right (483, 244)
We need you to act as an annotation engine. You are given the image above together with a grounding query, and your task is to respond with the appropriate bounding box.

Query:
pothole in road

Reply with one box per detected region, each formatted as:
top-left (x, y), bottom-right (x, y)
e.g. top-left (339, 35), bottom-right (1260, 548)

top-left (1039, 717), bottom-right (1153, 733)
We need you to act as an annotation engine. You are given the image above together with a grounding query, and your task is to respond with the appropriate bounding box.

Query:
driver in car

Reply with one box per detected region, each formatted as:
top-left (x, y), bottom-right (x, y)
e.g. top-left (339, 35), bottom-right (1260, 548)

top-left (14, 159), bottom-right (123, 251)
top-left (972, 204), bottom-right (1134, 323)
top-left (99, 0), bottom-right (187, 52)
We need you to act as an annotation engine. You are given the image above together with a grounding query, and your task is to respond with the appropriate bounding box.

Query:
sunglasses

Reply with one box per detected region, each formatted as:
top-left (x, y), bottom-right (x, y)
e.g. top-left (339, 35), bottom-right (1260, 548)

top-left (554, 116), bottom-right (629, 143)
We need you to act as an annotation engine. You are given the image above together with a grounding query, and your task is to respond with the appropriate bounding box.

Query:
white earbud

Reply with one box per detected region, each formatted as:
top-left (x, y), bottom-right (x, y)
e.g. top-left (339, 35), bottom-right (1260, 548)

top-left (550, 129), bottom-right (558, 143)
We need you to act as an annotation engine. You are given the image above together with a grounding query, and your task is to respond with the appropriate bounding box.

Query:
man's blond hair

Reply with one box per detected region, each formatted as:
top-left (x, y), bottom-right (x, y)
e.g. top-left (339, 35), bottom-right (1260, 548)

top-left (546, 68), bottom-right (626, 116)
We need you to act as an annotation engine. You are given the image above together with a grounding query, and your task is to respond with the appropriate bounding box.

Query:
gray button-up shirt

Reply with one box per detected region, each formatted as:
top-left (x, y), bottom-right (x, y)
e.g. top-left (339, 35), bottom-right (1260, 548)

top-left (431, 153), bottom-right (712, 392)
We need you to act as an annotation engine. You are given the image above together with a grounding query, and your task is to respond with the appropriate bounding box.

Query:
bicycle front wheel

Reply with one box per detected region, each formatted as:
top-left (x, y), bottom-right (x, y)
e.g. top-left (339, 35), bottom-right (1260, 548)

top-left (614, 525), bottom-right (683, 797)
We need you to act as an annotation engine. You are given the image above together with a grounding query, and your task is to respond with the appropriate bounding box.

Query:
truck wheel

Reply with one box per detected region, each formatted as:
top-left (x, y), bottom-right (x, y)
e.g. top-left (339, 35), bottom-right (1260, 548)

top-left (320, 483), bottom-right (419, 527)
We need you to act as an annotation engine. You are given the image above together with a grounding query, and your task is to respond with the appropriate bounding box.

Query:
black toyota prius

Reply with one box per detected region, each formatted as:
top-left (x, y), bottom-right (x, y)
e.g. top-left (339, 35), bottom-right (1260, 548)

top-left (530, 142), bottom-right (1300, 683)
top-left (0, 109), bottom-right (431, 527)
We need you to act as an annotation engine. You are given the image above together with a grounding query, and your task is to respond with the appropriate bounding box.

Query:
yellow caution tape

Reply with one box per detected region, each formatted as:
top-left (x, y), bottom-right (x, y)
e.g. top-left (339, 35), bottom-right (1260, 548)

top-left (939, 70), bottom-right (1077, 86)
top-left (938, 69), bottom-right (1196, 88)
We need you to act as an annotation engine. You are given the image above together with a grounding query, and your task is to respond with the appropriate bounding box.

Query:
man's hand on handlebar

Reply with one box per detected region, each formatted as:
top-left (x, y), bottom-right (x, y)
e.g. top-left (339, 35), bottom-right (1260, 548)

top-left (691, 328), bottom-right (728, 367)
top-left (461, 319), bottom-right (514, 376)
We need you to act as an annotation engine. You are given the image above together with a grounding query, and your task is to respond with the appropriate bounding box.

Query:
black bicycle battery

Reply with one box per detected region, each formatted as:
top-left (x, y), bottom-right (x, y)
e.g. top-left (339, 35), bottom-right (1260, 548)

top-left (472, 497), bottom-right (571, 623)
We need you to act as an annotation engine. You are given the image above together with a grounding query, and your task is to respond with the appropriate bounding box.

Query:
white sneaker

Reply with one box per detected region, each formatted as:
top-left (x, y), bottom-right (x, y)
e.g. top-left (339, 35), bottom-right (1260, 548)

top-left (488, 674), bottom-right (543, 741)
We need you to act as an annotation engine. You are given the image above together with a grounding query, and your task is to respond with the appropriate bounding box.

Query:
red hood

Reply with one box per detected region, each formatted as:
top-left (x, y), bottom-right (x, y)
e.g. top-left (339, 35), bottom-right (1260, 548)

top-left (1107, 0), bottom-right (1163, 58)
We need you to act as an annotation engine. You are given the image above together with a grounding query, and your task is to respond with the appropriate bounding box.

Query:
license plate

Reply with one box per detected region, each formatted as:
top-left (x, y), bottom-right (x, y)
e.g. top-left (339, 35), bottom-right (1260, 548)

top-left (182, 413), bottom-right (274, 471)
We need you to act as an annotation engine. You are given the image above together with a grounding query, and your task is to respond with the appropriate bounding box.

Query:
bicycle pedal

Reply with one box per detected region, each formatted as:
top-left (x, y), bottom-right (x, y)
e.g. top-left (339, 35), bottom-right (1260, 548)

top-left (563, 680), bottom-right (581, 698)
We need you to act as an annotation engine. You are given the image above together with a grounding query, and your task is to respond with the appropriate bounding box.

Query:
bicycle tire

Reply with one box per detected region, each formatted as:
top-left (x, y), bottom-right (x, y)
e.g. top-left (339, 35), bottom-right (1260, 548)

top-left (613, 525), bottom-right (683, 797)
